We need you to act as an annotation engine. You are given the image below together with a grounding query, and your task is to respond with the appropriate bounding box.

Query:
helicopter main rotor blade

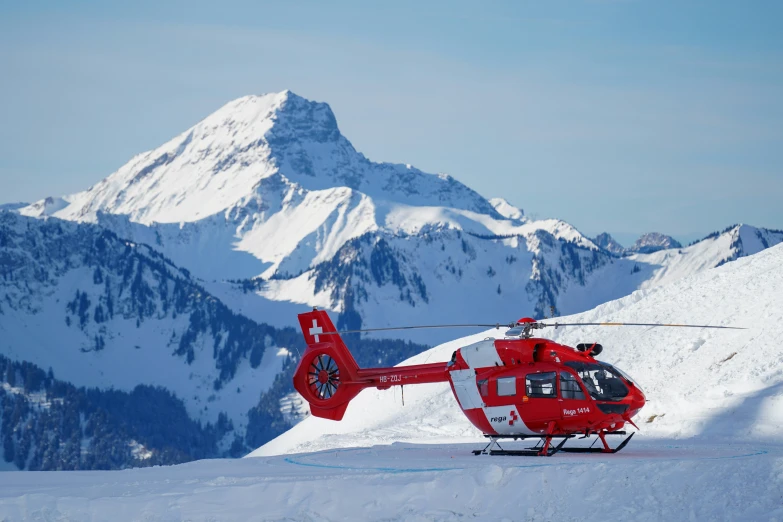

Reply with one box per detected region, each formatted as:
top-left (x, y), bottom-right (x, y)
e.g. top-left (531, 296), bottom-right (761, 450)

top-left (322, 323), bottom-right (515, 335)
top-left (538, 322), bottom-right (746, 330)
top-left (322, 321), bottom-right (746, 336)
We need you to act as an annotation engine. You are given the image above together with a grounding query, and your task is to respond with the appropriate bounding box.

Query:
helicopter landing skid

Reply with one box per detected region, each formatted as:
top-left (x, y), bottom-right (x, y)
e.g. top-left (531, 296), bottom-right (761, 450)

top-left (472, 435), bottom-right (570, 457)
top-left (558, 432), bottom-right (635, 454)
top-left (472, 431), bottom-right (634, 456)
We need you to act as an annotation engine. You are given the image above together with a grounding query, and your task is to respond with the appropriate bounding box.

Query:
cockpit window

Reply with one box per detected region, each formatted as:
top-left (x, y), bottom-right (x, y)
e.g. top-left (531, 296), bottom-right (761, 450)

top-left (497, 377), bottom-right (516, 396)
top-left (564, 361), bottom-right (629, 402)
top-left (560, 371), bottom-right (586, 400)
top-left (526, 372), bottom-right (556, 398)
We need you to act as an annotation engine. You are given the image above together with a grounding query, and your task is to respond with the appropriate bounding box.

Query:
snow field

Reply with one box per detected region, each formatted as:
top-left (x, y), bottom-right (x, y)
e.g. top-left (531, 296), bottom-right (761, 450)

top-left (0, 441), bottom-right (780, 521)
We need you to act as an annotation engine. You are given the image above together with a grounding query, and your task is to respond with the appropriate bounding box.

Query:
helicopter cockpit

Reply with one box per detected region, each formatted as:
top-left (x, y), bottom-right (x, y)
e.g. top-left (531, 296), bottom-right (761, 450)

top-left (564, 361), bottom-right (631, 402)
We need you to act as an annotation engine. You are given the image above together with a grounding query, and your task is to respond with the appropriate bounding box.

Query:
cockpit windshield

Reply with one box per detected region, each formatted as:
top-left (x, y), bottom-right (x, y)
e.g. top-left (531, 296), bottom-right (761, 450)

top-left (599, 361), bottom-right (644, 395)
top-left (564, 361), bottom-right (629, 402)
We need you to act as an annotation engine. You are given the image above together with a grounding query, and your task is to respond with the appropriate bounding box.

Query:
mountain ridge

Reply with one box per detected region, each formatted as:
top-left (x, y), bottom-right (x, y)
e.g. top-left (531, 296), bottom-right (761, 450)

top-left (15, 91), bottom-right (783, 342)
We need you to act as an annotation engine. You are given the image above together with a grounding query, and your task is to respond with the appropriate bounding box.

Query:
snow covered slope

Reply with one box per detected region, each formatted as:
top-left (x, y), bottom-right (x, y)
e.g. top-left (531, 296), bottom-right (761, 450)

top-left (254, 243), bottom-right (783, 457)
top-left (627, 223), bottom-right (783, 290)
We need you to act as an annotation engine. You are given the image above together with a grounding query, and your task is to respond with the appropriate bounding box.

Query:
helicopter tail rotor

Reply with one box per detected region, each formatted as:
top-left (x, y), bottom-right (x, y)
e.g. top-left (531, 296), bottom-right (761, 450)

top-left (294, 310), bottom-right (452, 421)
top-left (294, 310), bottom-right (363, 421)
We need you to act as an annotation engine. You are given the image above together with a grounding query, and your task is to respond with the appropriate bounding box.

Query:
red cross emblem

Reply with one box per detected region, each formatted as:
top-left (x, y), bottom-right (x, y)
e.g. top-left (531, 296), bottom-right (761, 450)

top-left (509, 410), bottom-right (519, 426)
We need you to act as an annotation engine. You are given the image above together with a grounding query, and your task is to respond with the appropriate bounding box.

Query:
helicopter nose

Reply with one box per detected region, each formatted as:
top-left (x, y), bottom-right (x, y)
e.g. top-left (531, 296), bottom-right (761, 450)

top-left (628, 385), bottom-right (646, 413)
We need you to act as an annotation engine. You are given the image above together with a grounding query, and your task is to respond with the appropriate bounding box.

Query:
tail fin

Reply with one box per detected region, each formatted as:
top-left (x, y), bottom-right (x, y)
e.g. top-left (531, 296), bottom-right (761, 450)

top-left (293, 310), bottom-right (362, 420)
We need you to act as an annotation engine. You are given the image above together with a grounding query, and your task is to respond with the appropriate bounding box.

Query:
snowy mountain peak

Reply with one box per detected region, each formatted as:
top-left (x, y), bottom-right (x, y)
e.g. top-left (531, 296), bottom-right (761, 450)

top-left (27, 90), bottom-right (496, 225)
top-left (628, 232), bottom-right (682, 254)
top-left (489, 198), bottom-right (525, 222)
top-left (721, 223), bottom-right (783, 259)
top-left (592, 232), bottom-right (625, 256)
top-left (19, 196), bottom-right (69, 217)
top-left (202, 90), bottom-right (340, 148)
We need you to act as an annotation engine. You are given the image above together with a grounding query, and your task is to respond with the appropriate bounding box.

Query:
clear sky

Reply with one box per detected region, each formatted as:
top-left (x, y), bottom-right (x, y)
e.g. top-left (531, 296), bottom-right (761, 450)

top-left (1, 1), bottom-right (781, 246)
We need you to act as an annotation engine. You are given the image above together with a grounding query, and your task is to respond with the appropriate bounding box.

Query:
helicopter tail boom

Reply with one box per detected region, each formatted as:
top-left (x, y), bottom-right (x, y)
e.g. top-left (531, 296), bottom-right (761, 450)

top-left (294, 310), bottom-right (449, 421)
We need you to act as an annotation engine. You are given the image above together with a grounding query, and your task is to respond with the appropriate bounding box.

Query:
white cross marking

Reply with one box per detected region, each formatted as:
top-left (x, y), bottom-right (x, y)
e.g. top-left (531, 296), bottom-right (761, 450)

top-left (309, 319), bottom-right (323, 343)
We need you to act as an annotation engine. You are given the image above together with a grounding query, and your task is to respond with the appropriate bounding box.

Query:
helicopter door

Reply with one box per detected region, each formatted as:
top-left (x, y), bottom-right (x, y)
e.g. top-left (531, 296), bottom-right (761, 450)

top-left (558, 371), bottom-right (591, 422)
top-left (522, 372), bottom-right (559, 426)
top-left (450, 369), bottom-right (484, 410)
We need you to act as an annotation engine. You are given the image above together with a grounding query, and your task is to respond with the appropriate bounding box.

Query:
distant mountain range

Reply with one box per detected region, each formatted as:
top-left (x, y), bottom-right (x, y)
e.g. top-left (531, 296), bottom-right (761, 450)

top-left (592, 231), bottom-right (683, 255)
top-left (3, 90), bottom-right (782, 469)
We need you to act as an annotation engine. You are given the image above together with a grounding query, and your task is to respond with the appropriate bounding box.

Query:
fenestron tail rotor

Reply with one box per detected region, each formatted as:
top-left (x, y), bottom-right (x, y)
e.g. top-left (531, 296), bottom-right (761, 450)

top-left (307, 353), bottom-right (341, 400)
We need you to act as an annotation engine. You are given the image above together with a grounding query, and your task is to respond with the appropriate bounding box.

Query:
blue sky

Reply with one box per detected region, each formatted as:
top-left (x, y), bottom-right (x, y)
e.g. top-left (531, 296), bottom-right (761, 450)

top-left (1, 1), bottom-right (781, 245)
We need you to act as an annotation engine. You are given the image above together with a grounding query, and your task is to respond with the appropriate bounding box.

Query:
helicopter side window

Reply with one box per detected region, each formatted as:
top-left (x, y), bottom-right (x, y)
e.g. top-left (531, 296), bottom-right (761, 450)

top-left (477, 379), bottom-right (489, 397)
top-left (560, 372), bottom-right (586, 400)
top-left (526, 372), bottom-right (556, 398)
top-left (496, 377), bottom-right (516, 396)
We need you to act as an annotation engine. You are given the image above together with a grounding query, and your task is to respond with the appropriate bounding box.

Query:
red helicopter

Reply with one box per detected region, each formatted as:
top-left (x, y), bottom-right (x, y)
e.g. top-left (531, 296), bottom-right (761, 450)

top-left (293, 309), bottom-right (741, 456)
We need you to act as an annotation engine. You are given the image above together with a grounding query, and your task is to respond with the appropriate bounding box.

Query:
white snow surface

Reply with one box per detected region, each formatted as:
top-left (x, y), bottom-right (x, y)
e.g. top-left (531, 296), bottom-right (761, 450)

top-left (255, 243), bottom-right (783, 457)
